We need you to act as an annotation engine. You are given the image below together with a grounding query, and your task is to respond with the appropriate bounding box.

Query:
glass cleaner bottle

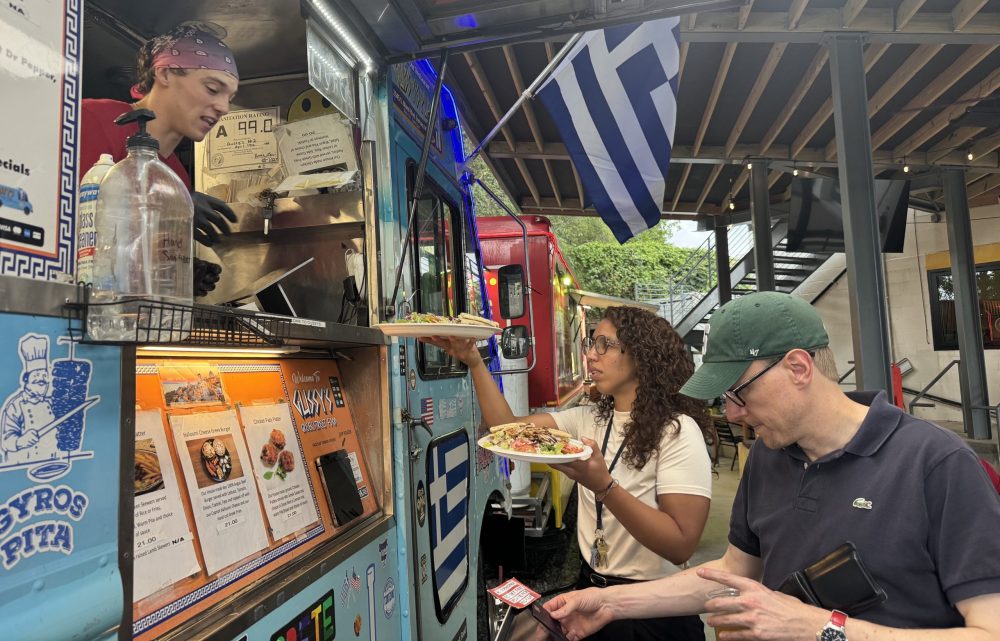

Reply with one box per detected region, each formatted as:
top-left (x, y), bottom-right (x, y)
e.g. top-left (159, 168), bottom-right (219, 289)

top-left (76, 153), bottom-right (114, 285)
top-left (88, 109), bottom-right (194, 342)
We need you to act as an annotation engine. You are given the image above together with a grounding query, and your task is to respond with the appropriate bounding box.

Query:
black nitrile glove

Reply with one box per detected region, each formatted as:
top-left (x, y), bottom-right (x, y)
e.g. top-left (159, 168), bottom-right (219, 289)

top-left (192, 192), bottom-right (237, 247)
top-left (194, 257), bottom-right (222, 297)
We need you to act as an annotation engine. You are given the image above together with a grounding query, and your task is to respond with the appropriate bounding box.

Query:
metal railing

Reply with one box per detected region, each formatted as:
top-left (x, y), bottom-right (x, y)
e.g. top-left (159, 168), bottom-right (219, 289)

top-left (635, 224), bottom-right (754, 325)
top-left (907, 360), bottom-right (961, 414)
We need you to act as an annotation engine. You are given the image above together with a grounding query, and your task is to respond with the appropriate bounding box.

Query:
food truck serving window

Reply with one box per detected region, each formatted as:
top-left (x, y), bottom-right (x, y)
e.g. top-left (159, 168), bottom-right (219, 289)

top-left (409, 164), bottom-right (468, 378)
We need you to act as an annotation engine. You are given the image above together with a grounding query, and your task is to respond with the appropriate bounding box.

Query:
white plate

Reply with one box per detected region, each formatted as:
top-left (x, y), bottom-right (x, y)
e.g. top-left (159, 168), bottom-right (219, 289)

top-left (374, 322), bottom-right (501, 340)
top-left (476, 435), bottom-right (592, 464)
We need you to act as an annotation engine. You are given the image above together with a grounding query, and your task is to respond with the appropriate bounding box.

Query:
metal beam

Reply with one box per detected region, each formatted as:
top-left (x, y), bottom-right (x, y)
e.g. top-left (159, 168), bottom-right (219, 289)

top-left (750, 162), bottom-right (775, 291)
top-left (870, 44), bottom-right (996, 149)
top-left (679, 10), bottom-right (1000, 43)
top-left (826, 43), bottom-right (943, 159)
top-left (715, 224), bottom-right (732, 304)
top-left (463, 50), bottom-right (542, 206)
top-left (829, 33), bottom-right (893, 394)
top-left (893, 63), bottom-right (1000, 157)
top-left (518, 202), bottom-right (705, 220)
top-left (792, 43), bottom-right (887, 158)
top-left (942, 169), bottom-right (991, 439)
top-left (486, 140), bottom-right (1000, 173)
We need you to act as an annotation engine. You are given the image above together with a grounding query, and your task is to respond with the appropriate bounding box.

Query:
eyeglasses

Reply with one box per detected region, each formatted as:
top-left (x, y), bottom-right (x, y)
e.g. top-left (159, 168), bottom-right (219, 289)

top-left (723, 358), bottom-right (782, 407)
top-left (582, 335), bottom-right (624, 355)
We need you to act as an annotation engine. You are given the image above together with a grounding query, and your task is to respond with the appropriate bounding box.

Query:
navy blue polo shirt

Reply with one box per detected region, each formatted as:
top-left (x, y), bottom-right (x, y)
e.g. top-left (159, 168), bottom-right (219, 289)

top-left (729, 391), bottom-right (1000, 628)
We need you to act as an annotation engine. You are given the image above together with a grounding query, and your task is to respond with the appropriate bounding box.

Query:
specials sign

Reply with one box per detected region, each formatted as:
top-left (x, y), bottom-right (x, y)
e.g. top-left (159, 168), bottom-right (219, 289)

top-left (0, 0), bottom-right (81, 280)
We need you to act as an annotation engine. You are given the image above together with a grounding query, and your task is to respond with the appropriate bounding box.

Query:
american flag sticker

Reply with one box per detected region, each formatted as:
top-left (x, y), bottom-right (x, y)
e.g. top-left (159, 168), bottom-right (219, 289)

top-left (421, 397), bottom-right (434, 427)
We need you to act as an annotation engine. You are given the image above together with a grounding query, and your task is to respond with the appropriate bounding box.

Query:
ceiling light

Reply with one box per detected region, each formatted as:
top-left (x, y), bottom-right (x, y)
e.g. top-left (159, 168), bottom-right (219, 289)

top-left (746, 163), bottom-right (753, 170)
top-left (729, 201), bottom-right (735, 210)
top-left (792, 168), bottom-right (799, 176)
top-left (903, 165), bottom-right (909, 173)
top-left (967, 151), bottom-right (975, 161)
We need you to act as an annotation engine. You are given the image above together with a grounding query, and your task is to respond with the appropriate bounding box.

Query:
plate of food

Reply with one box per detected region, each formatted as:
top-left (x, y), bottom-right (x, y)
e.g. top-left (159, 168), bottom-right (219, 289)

top-left (135, 448), bottom-right (164, 496)
top-left (201, 438), bottom-right (232, 483)
top-left (375, 313), bottom-right (502, 339)
top-left (477, 422), bottom-right (591, 464)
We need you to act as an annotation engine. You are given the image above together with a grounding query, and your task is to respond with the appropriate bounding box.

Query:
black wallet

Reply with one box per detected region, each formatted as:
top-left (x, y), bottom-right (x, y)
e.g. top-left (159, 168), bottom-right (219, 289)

top-left (778, 542), bottom-right (887, 615)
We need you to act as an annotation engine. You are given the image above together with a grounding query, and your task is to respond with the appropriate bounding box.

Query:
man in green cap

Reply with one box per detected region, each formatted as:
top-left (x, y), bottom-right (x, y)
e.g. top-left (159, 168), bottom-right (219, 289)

top-left (533, 292), bottom-right (1000, 641)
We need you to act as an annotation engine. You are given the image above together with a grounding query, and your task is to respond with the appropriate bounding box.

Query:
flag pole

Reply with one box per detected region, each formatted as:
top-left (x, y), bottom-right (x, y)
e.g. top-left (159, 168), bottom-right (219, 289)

top-left (465, 32), bottom-right (583, 166)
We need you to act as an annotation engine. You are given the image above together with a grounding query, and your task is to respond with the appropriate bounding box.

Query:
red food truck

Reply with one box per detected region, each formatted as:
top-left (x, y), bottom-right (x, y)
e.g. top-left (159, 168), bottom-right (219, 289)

top-left (478, 215), bottom-right (588, 413)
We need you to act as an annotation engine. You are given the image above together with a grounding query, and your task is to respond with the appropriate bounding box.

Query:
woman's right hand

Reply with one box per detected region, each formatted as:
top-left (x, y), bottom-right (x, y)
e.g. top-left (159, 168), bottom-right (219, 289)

top-left (419, 336), bottom-right (480, 366)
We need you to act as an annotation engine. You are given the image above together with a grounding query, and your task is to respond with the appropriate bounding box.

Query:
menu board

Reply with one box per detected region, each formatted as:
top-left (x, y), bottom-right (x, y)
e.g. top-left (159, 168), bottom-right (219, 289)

top-left (169, 410), bottom-right (269, 575)
top-left (133, 410), bottom-right (200, 600)
top-left (241, 403), bottom-right (319, 540)
top-left (132, 358), bottom-right (381, 641)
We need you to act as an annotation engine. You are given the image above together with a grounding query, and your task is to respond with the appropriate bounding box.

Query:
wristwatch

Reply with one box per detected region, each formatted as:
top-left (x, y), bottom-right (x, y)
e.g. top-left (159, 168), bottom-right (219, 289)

top-left (816, 610), bottom-right (848, 641)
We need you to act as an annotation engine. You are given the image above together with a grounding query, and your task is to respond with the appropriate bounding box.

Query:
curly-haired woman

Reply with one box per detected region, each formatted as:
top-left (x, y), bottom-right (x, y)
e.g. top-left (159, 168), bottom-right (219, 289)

top-left (425, 306), bottom-right (712, 641)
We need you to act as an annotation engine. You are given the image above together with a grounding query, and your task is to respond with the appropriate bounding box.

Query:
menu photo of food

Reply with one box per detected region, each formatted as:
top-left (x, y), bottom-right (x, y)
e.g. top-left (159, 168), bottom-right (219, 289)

top-left (159, 364), bottom-right (228, 408)
top-left (240, 403), bottom-right (320, 541)
top-left (186, 434), bottom-right (245, 490)
top-left (134, 438), bottom-right (165, 497)
top-left (259, 428), bottom-right (296, 481)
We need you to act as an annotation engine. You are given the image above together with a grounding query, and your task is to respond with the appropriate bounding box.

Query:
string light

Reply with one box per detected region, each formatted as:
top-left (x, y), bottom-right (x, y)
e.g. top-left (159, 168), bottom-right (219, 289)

top-left (967, 151), bottom-right (975, 161)
top-left (747, 162), bottom-right (753, 170)
top-left (729, 200), bottom-right (735, 210)
top-left (903, 164), bottom-right (909, 173)
top-left (792, 168), bottom-right (799, 177)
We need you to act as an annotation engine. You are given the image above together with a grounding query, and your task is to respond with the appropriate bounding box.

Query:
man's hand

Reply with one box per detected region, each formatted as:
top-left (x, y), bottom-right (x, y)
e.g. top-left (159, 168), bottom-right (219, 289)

top-left (545, 588), bottom-right (616, 641)
top-left (192, 192), bottom-right (237, 247)
top-left (16, 429), bottom-right (40, 449)
top-left (194, 257), bottom-right (222, 297)
top-left (699, 568), bottom-right (829, 640)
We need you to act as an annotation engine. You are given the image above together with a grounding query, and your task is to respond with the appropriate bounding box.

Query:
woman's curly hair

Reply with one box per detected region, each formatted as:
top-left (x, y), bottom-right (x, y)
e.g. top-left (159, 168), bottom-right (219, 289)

top-left (593, 306), bottom-right (712, 469)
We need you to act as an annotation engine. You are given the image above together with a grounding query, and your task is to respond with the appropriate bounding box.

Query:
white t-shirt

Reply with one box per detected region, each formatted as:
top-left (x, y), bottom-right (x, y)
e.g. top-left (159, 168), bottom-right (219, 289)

top-left (551, 405), bottom-right (713, 581)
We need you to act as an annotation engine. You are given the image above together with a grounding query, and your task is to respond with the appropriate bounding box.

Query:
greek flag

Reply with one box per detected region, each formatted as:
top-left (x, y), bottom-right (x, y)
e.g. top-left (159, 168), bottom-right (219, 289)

top-left (427, 431), bottom-right (469, 617)
top-left (537, 17), bottom-right (680, 243)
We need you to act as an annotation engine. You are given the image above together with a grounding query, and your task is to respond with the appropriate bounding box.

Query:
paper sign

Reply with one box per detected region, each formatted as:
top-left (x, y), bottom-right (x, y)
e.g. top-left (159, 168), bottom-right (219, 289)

top-left (275, 115), bottom-right (356, 175)
top-left (204, 107), bottom-right (280, 174)
top-left (170, 410), bottom-right (269, 575)
top-left (240, 403), bottom-right (320, 540)
top-left (133, 410), bottom-right (201, 600)
top-left (0, 0), bottom-right (80, 279)
top-left (488, 577), bottom-right (540, 608)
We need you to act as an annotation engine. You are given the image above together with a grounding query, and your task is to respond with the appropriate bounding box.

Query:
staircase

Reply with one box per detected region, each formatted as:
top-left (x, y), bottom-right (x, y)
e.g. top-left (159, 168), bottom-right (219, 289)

top-left (637, 218), bottom-right (838, 348)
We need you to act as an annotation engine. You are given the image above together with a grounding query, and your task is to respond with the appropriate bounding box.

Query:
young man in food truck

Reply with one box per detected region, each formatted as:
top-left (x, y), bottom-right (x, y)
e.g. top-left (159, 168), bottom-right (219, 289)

top-left (79, 24), bottom-right (239, 296)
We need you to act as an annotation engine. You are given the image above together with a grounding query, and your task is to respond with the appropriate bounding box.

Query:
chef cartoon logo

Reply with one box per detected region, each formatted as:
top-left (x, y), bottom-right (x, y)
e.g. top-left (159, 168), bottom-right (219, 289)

top-left (0, 334), bottom-right (99, 481)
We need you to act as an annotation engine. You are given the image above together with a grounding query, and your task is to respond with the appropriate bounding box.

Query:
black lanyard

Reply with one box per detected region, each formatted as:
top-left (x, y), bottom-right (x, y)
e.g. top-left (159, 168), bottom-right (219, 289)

top-left (595, 414), bottom-right (628, 531)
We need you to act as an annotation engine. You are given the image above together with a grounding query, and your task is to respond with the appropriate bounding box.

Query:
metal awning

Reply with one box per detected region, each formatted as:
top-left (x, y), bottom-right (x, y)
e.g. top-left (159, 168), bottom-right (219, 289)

top-left (428, 0), bottom-right (1000, 221)
top-left (570, 289), bottom-right (661, 312)
top-left (333, 0), bottom-right (741, 62)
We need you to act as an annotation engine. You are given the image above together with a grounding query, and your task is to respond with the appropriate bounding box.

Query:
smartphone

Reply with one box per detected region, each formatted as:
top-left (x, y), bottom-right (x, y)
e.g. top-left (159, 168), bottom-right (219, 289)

top-left (530, 602), bottom-right (570, 641)
top-left (315, 450), bottom-right (364, 527)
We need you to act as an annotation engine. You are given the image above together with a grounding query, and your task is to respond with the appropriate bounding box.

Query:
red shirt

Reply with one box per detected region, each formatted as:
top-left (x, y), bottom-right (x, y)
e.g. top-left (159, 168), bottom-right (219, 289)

top-left (79, 98), bottom-right (192, 190)
top-left (981, 458), bottom-right (1000, 495)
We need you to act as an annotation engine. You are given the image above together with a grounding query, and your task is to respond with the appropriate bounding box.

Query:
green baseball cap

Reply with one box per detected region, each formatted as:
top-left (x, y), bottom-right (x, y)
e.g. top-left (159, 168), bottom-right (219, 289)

top-left (679, 292), bottom-right (829, 400)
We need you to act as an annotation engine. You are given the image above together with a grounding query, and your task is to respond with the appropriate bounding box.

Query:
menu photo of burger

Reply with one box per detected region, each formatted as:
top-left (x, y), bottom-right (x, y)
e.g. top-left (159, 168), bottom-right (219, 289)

top-left (260, 428), bottom-right (295, 481)
top-left (187, 434), bottom-right (244, 490)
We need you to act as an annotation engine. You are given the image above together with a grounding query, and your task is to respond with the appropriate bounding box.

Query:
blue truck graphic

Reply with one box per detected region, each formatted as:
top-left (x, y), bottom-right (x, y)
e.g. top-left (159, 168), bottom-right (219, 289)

top-left (0, 185), bottom-right (33, 215)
